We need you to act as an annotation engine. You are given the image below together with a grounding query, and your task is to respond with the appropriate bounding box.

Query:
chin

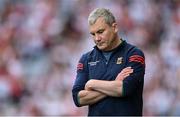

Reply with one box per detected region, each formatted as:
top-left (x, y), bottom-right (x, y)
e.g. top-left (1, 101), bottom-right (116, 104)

top-left (99, 47), bottom-right (108, 51)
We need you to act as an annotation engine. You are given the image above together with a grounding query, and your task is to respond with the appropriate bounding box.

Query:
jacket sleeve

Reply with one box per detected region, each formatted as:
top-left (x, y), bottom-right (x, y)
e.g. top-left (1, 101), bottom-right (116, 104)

top-left (72, 54), bottom-right (89, 107)
top-left (122, 47), bottom-right (145, 97)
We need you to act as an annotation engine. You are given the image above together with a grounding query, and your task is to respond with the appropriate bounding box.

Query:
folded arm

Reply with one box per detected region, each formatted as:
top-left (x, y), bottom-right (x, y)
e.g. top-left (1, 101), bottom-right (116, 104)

top-left (78, 67), bottom-right (133, 106)
top-left (78, 90), bottom-right (106, 106)
top-left (85, 67), bottom-right (133, 97)
top-left (85, 80), bottom-right (123, 97)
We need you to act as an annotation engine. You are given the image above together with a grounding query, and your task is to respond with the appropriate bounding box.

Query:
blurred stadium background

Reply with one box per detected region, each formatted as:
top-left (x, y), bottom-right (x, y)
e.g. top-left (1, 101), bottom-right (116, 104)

top-left (0, 0), bottom-right (180, 116)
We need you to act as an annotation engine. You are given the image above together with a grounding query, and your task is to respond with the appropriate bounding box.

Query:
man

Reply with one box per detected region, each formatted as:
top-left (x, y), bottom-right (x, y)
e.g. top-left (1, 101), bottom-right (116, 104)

top-left (72, 8), bottom-right (145, 116)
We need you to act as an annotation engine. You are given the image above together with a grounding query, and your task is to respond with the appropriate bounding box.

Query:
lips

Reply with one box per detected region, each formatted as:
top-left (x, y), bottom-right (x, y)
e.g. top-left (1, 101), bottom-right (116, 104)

top-left (96, 42), bottom-right (104, 46)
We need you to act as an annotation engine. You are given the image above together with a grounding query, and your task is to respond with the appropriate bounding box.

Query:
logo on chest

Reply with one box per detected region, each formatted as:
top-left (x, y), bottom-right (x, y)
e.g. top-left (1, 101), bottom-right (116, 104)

top-left (116, 57), bottom-right (123, 64)
top-left (88, 61), bottom-right (100, 66)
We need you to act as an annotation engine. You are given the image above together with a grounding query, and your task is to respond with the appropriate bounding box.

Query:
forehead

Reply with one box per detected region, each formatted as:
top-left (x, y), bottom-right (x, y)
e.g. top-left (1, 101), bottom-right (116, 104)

top-left (89, 17), bottom-right (110, 33)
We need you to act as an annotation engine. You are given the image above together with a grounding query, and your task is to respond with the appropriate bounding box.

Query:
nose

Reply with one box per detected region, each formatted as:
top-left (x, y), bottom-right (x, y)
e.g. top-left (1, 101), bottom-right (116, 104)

top-left (95, 34), bottom-right (101, 41)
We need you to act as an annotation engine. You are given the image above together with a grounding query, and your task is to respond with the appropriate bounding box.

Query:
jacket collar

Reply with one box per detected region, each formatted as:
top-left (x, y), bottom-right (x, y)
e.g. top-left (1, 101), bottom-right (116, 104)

top-left (94, 39), bottom-right (126, 53)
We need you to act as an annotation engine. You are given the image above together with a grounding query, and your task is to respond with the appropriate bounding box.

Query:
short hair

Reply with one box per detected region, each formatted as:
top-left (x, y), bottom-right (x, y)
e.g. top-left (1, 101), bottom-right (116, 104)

top-left (88, 8), bottom-right (116, 26)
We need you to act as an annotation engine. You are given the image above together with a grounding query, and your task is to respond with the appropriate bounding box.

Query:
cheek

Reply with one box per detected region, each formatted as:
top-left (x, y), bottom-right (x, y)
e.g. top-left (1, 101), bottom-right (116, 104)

top-left (105, 33), bottom-right (113, 42)
top-left (102, 32), bottom-right (111, 40)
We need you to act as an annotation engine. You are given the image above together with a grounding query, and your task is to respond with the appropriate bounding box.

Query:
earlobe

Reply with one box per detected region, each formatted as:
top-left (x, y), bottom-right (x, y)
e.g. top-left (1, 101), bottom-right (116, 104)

top-left (112, 23), bottom-right (118, 33)
top-left (112, 23), bottom-right (118, 32)
top-left (115, 27), bottom-right (118, 33)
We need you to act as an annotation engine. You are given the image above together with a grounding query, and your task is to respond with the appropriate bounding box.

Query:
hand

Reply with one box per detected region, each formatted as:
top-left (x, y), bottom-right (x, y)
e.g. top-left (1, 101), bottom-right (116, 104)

top-left (79, 90), bottom-right (88, 97)
top-left (85, 79), bottom-right (97, 90)
top-left (116, 67), bottom-right (133, 81)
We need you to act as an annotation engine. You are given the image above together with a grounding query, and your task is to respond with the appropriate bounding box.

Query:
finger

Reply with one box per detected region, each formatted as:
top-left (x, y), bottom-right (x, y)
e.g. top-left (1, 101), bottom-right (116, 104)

top-left (122, 69), bottom-right (133, 76)
top-left (122, 67), bottom-right (132, 71)
top-left (121, 72), bottom-right (132, 77)
top-left (120, 67), bottom-right (133, 73)
top-left (120, 69), bottom-right (133, 75)
top-left (117, 70), bottom-right (132, 77)
top-left (123, 74), bottom-right (130, 78)
top-left (116, 70), bottom-right (133, 80)
top-left (116, 73), bottom-right (130, 80)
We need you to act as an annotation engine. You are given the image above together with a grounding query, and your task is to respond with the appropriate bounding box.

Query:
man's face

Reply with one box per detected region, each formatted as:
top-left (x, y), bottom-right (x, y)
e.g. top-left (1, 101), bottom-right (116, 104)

top-left (89, 17), bottom-right (118, 51)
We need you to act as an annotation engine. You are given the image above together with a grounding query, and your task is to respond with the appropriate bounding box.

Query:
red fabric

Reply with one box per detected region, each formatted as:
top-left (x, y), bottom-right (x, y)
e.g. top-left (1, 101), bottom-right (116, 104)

top-left (129, 55), bottom-right (145, 64)
top-left (77, 63), bottom-right (83, 70)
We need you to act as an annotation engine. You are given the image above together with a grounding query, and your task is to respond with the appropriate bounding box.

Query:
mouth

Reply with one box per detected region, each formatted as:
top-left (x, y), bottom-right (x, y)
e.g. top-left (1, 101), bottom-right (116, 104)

top-left (96, 42), bottom-right (104, 46)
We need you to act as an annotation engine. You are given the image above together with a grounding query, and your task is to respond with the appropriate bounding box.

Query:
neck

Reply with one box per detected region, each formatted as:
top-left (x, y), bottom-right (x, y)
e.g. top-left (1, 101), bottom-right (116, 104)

top-left (110, 36), bottom-right (122, 50)
top-left (114, 37), bottom-right (122, 48)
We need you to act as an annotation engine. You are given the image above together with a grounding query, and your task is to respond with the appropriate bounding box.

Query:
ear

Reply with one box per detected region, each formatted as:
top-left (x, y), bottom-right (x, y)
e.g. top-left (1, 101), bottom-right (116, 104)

top-left (112, 23), bottom-right (118, 33)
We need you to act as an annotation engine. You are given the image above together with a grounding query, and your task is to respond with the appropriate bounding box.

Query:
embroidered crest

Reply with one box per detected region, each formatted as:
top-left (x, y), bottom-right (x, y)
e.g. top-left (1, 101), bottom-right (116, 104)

top-left (116, 57), bottom-right (123, 64)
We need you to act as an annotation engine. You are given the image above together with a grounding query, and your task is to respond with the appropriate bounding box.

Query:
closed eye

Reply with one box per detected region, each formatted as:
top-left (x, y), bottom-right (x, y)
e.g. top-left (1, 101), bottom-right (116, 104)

top-left (90, 32), bottom-right (95, 36)
top-left (97, 29), bottom-right (104, 34)
top-left (90, 29), bottom-right (104, 36)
